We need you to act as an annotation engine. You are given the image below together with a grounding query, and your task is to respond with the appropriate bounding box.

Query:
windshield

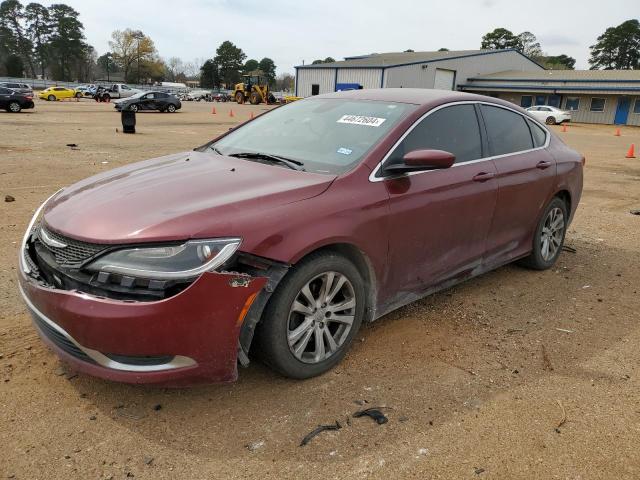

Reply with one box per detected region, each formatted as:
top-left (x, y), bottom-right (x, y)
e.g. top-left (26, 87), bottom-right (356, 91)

top-left (211, 98), bottom-right (414, 174)
top-left (129, 91), bottom-right (147, 99)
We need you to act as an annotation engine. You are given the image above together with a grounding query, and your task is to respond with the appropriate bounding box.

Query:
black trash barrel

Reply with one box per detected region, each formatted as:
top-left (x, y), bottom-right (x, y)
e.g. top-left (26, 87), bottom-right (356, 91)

top-left (121, 109), bottom-right (136, 134)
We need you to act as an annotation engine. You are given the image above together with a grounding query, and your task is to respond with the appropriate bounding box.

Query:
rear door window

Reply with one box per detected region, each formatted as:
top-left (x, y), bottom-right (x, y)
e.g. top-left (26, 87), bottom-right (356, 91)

top-left (480, 105), bottom-right (533, 156)
top-left (387, 104), bottom-right (483, 166)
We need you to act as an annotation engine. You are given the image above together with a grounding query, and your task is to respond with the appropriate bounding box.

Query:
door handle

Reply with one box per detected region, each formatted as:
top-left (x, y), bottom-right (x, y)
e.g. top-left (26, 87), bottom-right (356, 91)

top-left (536, 160), bottom-right (552, 169)
top-left (472, 172), bottom-right (495, 182)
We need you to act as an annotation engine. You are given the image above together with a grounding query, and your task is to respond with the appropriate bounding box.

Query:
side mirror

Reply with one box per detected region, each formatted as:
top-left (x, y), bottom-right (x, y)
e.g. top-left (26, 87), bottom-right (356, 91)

top-left (383, 149), bottom-right (455, 175)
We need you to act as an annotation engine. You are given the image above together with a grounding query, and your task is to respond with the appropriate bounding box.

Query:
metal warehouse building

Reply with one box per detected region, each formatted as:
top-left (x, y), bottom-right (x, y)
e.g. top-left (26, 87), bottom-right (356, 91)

top-left (295, 49), bottom-right (543, 97)
top-left (459, 70), bottom-right (640, 126)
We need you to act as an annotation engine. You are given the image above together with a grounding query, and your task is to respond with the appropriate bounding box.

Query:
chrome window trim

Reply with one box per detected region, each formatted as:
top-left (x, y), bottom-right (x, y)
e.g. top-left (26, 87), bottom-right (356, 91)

top-left (368, 100), bottom-right (551, 183)
top-left (19, 284), bottom-right (197, 372)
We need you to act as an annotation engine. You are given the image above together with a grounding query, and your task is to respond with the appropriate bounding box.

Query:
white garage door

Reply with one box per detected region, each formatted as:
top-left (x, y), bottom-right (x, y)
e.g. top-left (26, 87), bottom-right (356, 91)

top-left (434, 69), bottom-right (455, 90)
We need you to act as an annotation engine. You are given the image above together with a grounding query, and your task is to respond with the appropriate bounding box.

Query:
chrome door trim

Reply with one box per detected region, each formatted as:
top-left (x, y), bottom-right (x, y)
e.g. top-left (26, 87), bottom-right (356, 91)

top-left (369, 100), bottom-right (551, 183)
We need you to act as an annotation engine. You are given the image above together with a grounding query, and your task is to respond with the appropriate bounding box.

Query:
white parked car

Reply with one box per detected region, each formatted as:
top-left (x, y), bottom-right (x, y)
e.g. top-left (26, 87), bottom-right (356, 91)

top-left (186, 89), bottom-right (211, 101)
top-left (526, 106), bottom-right (571, 125)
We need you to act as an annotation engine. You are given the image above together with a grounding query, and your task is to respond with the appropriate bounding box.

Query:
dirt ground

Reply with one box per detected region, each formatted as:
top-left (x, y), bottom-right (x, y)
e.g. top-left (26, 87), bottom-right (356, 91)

top-left (1, 99), bottom-right (639, 480)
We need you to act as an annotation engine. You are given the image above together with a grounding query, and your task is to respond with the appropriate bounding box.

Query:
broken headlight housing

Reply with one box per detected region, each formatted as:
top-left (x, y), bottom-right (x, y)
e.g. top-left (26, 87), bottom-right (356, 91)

top-left (86, 238), bottom-right (241, 280)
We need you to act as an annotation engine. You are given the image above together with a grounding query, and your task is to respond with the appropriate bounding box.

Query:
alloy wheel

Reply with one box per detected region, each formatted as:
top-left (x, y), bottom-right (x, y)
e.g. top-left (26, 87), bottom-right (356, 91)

top-left (9, 102), bottom-right (20, 112)
top-left (287, 271), bottom-right (356, 364)
top-left (540, 207), bottom-right (565, 261)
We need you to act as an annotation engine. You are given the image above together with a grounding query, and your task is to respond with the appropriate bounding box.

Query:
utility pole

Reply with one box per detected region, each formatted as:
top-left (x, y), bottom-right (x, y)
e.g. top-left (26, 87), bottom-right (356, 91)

top-left (105, 52), bottom-right (112, 82)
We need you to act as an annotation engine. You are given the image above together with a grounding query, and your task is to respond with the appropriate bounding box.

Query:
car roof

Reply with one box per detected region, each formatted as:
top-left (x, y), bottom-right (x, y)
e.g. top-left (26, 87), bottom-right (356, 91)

top-left (314, 88), bottom-right (510, 107)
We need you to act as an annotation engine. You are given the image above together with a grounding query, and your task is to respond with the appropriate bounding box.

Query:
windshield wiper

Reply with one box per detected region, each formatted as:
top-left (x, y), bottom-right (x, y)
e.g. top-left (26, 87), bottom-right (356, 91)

top-left (210, 146), bottom-right (223, 155)
top-left (228, 152), bottom-right (304, 170)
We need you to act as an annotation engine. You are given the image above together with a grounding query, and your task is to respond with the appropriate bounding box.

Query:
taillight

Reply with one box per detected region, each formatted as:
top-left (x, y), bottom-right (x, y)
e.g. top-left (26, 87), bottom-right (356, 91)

top-left (25, 96), bottom-right (33, 100)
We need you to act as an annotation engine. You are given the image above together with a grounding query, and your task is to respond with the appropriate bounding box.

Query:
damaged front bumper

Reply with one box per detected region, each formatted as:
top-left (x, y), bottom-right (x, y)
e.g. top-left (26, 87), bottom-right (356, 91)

top-left (19, 270), bottom-right (266, 386)
top-left (18, 192), bottom-right (271, 386)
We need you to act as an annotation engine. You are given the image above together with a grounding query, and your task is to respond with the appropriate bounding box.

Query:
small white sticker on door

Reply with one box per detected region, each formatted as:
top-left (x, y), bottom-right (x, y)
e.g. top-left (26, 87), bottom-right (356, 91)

top-left (337, 115), bottom-right (386, 127)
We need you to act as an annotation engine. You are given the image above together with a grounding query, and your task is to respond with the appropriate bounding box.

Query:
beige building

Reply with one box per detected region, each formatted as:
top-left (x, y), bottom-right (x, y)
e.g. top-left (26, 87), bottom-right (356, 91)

top-left (460, 70), bottom-right (640, 126)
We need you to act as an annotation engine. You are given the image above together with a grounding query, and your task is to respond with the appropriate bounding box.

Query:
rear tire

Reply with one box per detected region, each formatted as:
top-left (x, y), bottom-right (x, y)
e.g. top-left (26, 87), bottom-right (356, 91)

top-left (518, 197), bottom-right (568, 270)
top-left (75, 92), bottom-right (82, 98)
top-left (546, 116), bottom-right (556, 125)
top-left (8, 101), bottom-right (21, 113)
top-left (167, 104), bottom-right (176, 113)
top-left (255, 252), bottom-right (365, 379)
top-left (235, 92), bottom-right (244, 104)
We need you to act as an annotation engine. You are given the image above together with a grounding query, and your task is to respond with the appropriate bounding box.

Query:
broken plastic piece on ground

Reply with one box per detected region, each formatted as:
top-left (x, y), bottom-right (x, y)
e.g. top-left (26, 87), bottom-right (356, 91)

top-left (65, 143), bottom-right (78, 147)
top-left (353, 407), bottom-right (389, 425)
top-left (630, 210), bottom-right (640, 216)
top-left (561, 245), bottom-right (577, 253)
top-left (300, 421), bottom-right (342, 446)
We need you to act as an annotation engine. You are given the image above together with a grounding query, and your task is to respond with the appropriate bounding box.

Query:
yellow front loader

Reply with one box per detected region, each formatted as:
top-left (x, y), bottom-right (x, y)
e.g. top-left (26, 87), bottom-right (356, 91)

top-left (232, 71), bottom-right (270, 105)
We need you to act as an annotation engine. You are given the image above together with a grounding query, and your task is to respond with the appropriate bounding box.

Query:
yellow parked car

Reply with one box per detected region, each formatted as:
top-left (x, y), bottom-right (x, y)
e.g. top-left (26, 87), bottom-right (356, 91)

top-left (38, 86), bottom-right (80, 101)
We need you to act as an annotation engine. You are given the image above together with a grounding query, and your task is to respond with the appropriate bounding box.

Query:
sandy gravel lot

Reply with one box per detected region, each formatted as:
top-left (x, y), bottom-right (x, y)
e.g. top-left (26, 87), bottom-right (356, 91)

top-left (1, 99), bottom-right (639, 480)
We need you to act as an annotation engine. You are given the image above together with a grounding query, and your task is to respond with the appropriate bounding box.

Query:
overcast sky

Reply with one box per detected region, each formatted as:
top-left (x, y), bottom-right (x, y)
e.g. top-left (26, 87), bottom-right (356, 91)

top-left (41, 0), bottom-right (636, 73)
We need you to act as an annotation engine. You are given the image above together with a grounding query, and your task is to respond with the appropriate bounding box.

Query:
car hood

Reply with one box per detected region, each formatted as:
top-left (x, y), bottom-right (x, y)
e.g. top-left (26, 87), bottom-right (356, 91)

top-left (43, 151), bottom-right (336, 244)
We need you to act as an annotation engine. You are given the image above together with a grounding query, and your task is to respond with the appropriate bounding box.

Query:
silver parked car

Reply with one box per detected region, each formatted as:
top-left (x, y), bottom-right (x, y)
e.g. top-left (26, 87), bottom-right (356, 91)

top-left (0, 82), bottom-right (33, 96)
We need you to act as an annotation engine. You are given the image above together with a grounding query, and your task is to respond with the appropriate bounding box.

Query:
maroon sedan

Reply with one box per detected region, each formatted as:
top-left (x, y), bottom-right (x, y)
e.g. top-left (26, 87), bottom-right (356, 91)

top-left (19, 89), bottom-right (583, 385)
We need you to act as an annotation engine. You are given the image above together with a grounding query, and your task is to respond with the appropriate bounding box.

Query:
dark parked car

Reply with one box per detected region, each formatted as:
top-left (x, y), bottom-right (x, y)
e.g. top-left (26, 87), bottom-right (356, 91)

top-left (19, 89), bottom-right (583, 385)
top-left (114, 91), bottom-right (181, 112)
top-left (0, 81), bottom-right (33, 96)
top-left (0, 87), bottom-right (34, 112)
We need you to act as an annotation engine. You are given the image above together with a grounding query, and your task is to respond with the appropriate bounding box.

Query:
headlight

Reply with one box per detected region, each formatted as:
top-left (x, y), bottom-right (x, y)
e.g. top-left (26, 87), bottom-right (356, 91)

top-left (86, 238), bottom-right (241, 280)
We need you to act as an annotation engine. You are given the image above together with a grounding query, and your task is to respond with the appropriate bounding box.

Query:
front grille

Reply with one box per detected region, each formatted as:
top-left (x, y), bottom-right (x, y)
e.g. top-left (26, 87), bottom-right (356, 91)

top-left (30, 311), bottom-right (96, 365)
top-left (37, 226), bottom-right (108, 267)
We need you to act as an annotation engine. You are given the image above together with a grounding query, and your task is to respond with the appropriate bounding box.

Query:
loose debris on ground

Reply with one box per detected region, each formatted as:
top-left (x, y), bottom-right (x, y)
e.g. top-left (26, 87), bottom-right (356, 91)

top-left (300, 421), bottom-right (342, 447)
top-left (353, 407), bottom-right (389, 425)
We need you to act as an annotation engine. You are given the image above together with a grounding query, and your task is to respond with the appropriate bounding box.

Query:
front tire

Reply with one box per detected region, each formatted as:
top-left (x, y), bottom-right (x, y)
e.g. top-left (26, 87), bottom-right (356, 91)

top-left (519, 197), bottom-right (568, 270)
top-left (47, 94), bottom-right (56, 101)
top-left (546, 116), bottom-right (557, 125)
top-left (249, 91), bottom-right (261, 105)
top-left (8, 101), bottom-right (21, 113)
top-left (128, 104), bottom-right (138, 112)
top-left (235, 92), bottom-right (244, 104)
top-left (256, 252), bottom-right (365, 379)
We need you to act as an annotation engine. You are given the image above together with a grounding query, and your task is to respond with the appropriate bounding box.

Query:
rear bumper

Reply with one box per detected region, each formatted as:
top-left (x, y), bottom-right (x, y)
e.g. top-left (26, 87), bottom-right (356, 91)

top-left (23, 101), bottom-right (34, 109)
top-left (19, 270), bottom-right (266, 386)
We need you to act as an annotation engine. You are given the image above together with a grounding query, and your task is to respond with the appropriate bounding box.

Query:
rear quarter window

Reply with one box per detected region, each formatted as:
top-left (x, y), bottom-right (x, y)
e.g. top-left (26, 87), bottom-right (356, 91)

top-left (527, 119), bottom-right (547, 148)
top-left (480, 105), bottom-right (533, 156)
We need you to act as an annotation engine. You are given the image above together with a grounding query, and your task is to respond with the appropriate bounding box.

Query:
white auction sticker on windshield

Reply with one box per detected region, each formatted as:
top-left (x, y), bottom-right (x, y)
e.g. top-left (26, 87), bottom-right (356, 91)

top-left (337, 115), bottom-right (386, 127)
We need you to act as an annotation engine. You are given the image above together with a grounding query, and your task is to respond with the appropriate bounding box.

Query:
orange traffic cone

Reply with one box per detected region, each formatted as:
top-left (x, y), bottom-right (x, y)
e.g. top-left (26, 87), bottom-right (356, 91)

top-left (614, 128), bottom-right (621, 136)
top-left (625, 144), bottom-right (636, 159)
top-left (229, 109), bottom-right (234, 118)
top-left (561, 124), bottom-right (567, 133)
top-left (211, 106), bottom-right (216, 114)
